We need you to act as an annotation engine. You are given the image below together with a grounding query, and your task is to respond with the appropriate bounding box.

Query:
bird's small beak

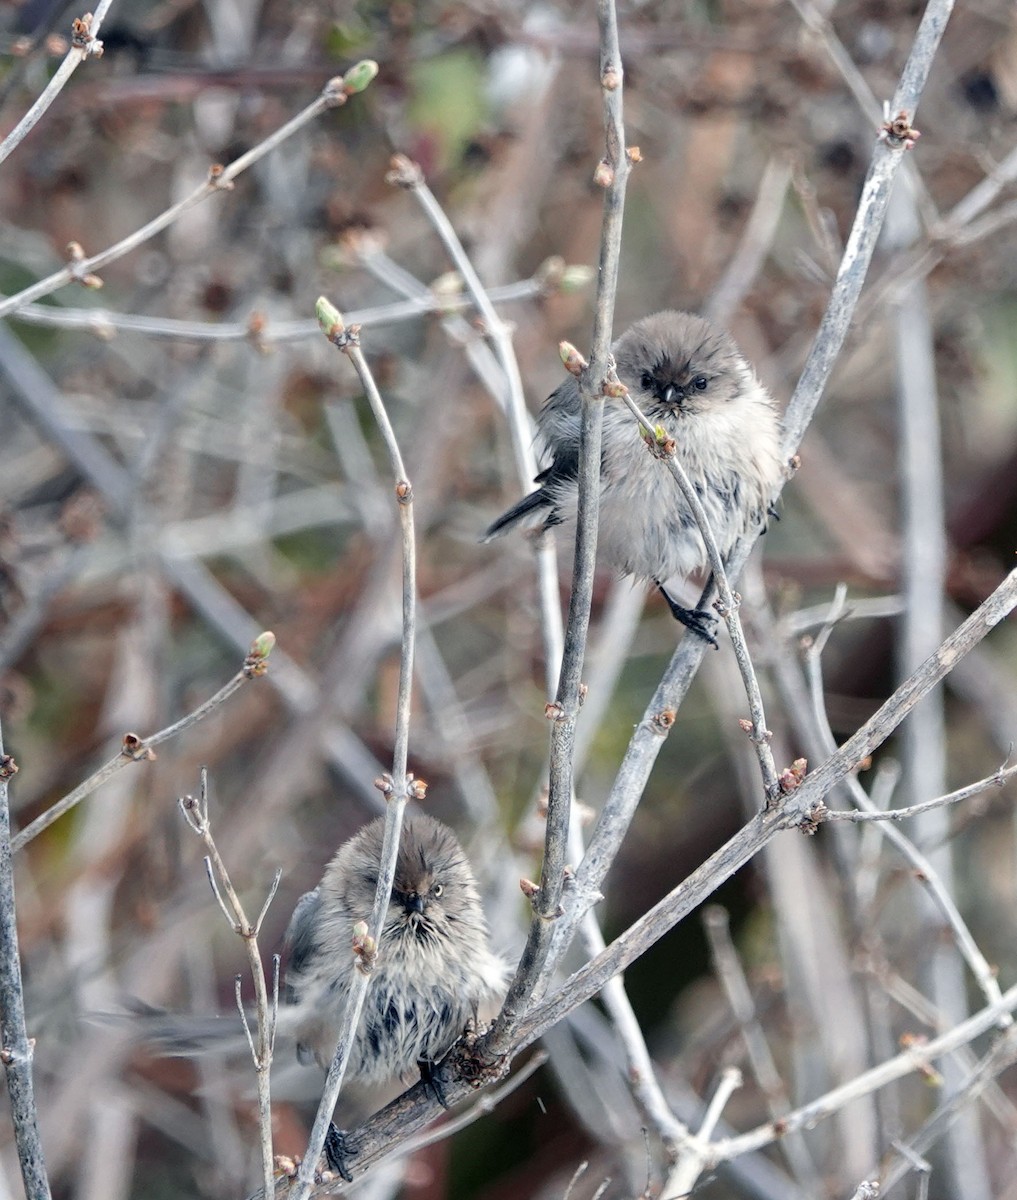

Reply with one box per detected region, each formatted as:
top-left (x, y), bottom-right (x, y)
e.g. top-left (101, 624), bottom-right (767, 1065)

top-left (662, 383), bottom-right (679, 407)
top-left (403, 893), bottom-right (426, 916)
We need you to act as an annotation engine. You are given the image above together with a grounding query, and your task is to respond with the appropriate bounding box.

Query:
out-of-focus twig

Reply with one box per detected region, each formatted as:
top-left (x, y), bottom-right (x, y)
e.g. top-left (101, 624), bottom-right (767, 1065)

top-left (8, 273), bottom-right (572, 343)
top-left (709, 980), bottom-right (1017, 1163)
top-left (381, 158), bottom-right (566, 696)
top-left (802, 618), bottom-right (1007, 1021)
top-left (702, 906), bottom-right (824, 1194)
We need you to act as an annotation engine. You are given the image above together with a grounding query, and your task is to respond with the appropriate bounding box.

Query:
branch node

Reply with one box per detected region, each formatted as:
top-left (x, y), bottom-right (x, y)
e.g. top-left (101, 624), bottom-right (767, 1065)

top-left (121, 732), bottom-right (156, 762)
top-left (70, 13), bottom-right (103, 55)
top-left (793, 800), bottom-right (827, 835)
top-left (207, 163), bottom-right (233, 190)
top-left (593, 159), bottom-right (615, 188)
top-left (0, 754), bottom-right (18, 780)
top-left (652, 707), bottom-right (677, 733)
top-left (395, 480), bottom-right (413, 504)
top-left (879, 109), bottom-right (921, 150)
top-left (386, 153), bottom-right (424, 188)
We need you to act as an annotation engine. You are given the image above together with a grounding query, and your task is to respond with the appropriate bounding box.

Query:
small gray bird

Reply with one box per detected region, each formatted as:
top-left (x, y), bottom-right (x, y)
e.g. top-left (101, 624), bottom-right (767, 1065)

top-left (284, 813), bottom-right (506, 1177)
top-left (136, 814), bottom-right (505, 1180)
top-left (484, 310), bottom-right (784, 642)
top-left (284, 813), bottom-right (506, 1083)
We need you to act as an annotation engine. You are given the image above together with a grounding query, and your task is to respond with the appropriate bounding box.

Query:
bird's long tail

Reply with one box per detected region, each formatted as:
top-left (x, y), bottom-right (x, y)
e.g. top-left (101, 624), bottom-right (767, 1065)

top-left (482, 489), bottom-right (551, 541)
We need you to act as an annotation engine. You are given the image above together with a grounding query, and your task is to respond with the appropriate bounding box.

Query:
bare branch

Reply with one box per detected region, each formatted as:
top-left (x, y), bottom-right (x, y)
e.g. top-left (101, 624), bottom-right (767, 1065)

top-left (12, 631), bottom-right (274, 852)
top-left (291, 309), bottom-right (421, 1198)
top-left (180, 767), bottom-right (282, 1198)
top-left (0, 729), bottom-right (51, 1198)
top-left (0, 68), bottom-right (378, 320)
top-left (0, 1), bottom-right (114, 166)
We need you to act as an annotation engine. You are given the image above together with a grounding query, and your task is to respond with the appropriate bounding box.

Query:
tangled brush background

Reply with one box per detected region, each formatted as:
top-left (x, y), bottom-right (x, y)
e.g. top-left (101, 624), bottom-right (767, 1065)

top-left (2, 1), bottom-right (1017, 1198)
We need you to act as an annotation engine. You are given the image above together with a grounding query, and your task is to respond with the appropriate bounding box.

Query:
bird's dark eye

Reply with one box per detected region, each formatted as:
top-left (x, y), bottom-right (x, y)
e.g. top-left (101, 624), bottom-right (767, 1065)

top-left (640, 372), bottom-right (654, 391)
top-left (432, 883), bottom-right (444, 898)
top-left (692, 375), bottom-right (708, 391)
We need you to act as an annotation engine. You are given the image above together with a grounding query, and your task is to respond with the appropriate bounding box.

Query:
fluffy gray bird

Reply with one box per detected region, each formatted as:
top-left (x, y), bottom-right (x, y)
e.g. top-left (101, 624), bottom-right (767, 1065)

top-left (284, 813), bottom-right (507, 1175)
top-left (284, 813), bottom-right (505, 1081)
top-left (137, 814), bottom-right (505, 1180)
top-left (485, 310), bottom-right (784, 642)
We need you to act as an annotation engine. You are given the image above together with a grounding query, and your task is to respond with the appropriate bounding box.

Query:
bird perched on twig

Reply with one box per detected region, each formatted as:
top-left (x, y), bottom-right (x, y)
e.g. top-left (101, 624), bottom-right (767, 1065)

top-left (484, 310), bottom-right (785, 643)
top-left (138, 814), bottom-right (506, 1180)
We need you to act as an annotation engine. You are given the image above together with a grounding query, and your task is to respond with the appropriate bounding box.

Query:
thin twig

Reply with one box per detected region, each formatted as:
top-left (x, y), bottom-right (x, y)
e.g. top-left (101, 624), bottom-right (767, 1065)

top-left (702, 906), bottom-right (823, 1194)
top-left (708, 980), bottom-right (1017, 1164)
top-left (0, 0), bottom-right (114, 166)
top-left (0, 731), bottom-right (51, 1199)
top-left (619, 389), bottom-right (779, 799)
top-left (581, 909), bottom-right (691, 1156)
top-left (877, 1037), bottom-right (1015, 1197)
top-left (479, 0), bottom-right (633, 1064)
top-left (292, 305), bottom-right (420, 1199)
top-left (802, 632), bottom-right (1008, 1020)
top-left (663, 1068), bottom-right (742, 1199)
top-left (823, 764), bottom-right (1017, 824)
top-left (179, 766), bottom-right (281, 1198)
top-left (0, 66), bottom-right (378, 320)
top-left (11, 632), bottom-right (275, 852)
top-left (381, 160), bottom-right (565, 697)
top-left (8, 274), bottom-right (569, 343)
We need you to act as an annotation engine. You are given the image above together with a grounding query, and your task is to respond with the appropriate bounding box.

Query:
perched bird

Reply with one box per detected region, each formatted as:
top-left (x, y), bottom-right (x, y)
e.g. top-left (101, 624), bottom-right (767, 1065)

top-left (284, 813), bottom-right (506, 1085)
top-left (484, 310), bottom-right (785, 642)
top-left (285, 813), bottom-right (506, 1175)
top-left (138, 814), bottom-right (505, 1180)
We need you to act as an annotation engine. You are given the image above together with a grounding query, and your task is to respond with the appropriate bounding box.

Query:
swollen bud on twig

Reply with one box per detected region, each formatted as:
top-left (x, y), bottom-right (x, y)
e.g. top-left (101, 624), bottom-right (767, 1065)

top-left (639, 423), bottom-right (675, 459)
top-left (315, 296), bottom-right (345, 341)
top-left (559, 341), bottom-right (587, 378)
top-left (342, 59), bottom-right (379, 95)
top-left (0, 755), bottom-right (18, 780)
top-left (593, 159), bottom-right (614, 188)
top-left (778, 757), bottom-right (808, 794)
top-left (244, 631), bottom-right (276, 677)
top-left (352, 921), bottom-right (377, 974)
